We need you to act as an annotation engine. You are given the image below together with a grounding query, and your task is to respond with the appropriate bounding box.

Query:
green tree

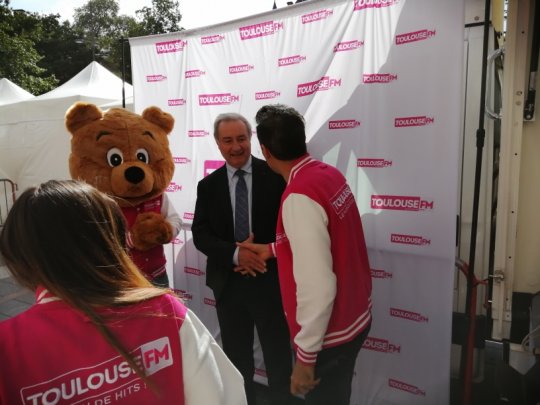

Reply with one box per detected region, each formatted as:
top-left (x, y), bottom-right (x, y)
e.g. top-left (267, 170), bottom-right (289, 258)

top-left (106, 15), bottom-right (142, 83)
top-left (0, 0), bottom-right (185, 94)
top-left (73, 0), bottom-right (119, 61)
top-left (104, 0), bottom-right (184, 83)
top-left (0, 3), bottom-right (58, 94)
top-left (135, 0), bottom-right (183, 35)
top-left (34, 15), bottom-right (93, 85)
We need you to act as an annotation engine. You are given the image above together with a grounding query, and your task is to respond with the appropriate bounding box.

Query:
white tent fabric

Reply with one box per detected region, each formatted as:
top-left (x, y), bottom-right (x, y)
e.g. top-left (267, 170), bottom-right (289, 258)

top-left (0, 62), bottom-right (133, 193)
top-left (38, 61), bottom-right (132, 101)
top-left (0, 78), bottom-right (34, 105)
top-left (0, 62), bottom-right (133, 124)
top-left (100, 96), bottom-right (134, 112)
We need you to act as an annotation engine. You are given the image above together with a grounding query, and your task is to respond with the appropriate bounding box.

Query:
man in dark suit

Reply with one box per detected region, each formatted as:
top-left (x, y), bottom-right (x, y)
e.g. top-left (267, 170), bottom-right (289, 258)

top-left (192, 112), bottom-right (294, 405)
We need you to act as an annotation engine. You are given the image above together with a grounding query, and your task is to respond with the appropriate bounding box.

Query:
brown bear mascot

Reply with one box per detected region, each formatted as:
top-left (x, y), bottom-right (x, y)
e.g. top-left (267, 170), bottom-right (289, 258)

top-left (65, 102), bottom-right (181, 287)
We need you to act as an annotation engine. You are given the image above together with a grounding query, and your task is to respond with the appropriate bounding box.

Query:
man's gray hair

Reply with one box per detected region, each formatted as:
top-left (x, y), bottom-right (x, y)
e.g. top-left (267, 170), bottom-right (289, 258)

top-left (213, 112), bottom-right (252, 140)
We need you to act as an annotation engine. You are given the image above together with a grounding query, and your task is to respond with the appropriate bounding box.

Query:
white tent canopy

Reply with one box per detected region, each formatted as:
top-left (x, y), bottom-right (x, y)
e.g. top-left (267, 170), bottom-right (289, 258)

top-left (0, 62), bottom-right (133, 124)
top-left (38, 61), bottom-right (132, 101)
top-left (0, 78), bottom-right (34, 105)
top-left (0, 62), bottom-right (133, 193)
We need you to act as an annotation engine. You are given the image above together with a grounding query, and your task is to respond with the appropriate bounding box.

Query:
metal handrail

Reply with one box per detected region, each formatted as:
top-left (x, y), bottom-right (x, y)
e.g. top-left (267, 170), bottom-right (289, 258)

top-left (0, 179), bottom-right (17, 227)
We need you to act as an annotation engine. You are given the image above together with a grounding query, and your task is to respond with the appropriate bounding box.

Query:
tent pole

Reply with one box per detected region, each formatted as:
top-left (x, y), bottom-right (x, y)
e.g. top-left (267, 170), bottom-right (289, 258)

top-left (121, 38), bottom-right (126, 109)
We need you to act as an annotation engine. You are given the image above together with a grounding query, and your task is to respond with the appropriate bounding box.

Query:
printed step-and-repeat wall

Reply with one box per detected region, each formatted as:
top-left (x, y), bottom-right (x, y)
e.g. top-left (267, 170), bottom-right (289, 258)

top-left (130, 0), bottom-right (464, 403)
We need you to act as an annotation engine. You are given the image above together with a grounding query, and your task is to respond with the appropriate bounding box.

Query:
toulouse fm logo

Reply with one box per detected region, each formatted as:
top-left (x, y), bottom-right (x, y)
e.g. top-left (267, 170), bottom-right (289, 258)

top-left (371, 195), bottom-right (434, 211)
top-left (168, 99), bottom-right (186, 106)
top-left (330, 184), bottom-right (354, 219)
top-left (155, 39), bottom-right (187, 54)
top-left (363, 73), bottom-right (397, 83)
top-left (255, 90), bottom-right (280, 100)
top-left (239, 20), bottom-right (283, 40)
top-left (143, 199), bottom-right (160, 211)
top-left (371, 268), bottom-right (393, 279)
top-left (201, 34), bottom-right (225, 45)
top-left (229, 64), bottom-right (254, 74)
top-left (188, 130), bottom-right (209, 138)
top-left (185, 266), bottom-right (205, 276)
top-left (391, 233), bottom-right (430, 246)
top-left (388, 379), bottom-right (426, 397)
top-left (357, 158), bottom-right (392, 168)
top-left (390, 307), bottom-right (429, 323)
top-left (21, 337), bottom-right (173, 404)
top-left (204, 297), bottom-right (216, 306)
top-left (301, 9), bottom-right (333, 24)
top-left (334, 40), bottom-right (364, 53)
top-left (354, 0), bottom-right (399, 11)
top-left (362, 336), bottom-right (400, 353)
top-left (185, 69), bottom-right (205, 78)
top-left (396, 29), bottom-right (436, 45)
top-left (329, 119), bottom-right (360, 130)
top-left (278, 54), bottom-right (306, 67)
top-left (199, 93), bottom-right (240, 106)
top-left (146, 74), bottom-right (167, 82)
top-left (395, 115), bottom-right (434, 127)
top-left (174, 289), bottom-right (193, 301)
top-left (183, 212), bottom-right (194, 220)
top-left (173, 157), bottom-right (191, 164)
top-left (166, 182), bottom-right (182, 192)
top-left (297, 76), bottom-right (341, 97)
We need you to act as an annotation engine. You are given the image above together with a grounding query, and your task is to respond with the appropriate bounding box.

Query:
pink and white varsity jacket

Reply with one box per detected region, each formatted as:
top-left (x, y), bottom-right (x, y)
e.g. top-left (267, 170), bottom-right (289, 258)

top-left (0, 288), bottom-right (247, 405)
top-left (273, 155), bottom-right (372, 365)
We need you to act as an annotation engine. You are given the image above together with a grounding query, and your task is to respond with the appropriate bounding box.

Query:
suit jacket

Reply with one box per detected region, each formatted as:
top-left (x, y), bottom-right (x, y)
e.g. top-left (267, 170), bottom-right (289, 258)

top-left (192, 156), bottom-right (285, 300)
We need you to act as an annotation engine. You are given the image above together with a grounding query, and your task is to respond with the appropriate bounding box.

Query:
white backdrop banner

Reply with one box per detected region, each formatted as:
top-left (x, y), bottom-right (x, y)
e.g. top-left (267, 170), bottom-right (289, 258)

top-left (130, 0), bottom-right (464, 403)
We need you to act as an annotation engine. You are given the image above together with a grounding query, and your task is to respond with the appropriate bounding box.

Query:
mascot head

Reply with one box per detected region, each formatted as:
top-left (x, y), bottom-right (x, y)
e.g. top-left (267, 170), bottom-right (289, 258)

top-left (65, 103), bottom-right (175, 207)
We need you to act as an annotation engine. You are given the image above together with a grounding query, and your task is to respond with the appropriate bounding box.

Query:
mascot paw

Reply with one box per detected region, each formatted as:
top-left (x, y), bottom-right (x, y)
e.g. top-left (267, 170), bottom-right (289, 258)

top-left (131, 212), bottom-right (174, 251)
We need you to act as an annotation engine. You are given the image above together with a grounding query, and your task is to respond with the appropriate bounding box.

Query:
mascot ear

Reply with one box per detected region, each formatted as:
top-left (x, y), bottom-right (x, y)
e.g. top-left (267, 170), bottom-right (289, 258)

top-left (65, 102), bottom-right (103, 134)
top-left (142, 106), bottom-right (174, 135)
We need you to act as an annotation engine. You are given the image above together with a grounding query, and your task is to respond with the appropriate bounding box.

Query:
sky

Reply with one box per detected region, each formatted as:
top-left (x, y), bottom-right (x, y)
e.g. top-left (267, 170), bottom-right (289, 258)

top-left (9, 0), bottom-right (291, 30)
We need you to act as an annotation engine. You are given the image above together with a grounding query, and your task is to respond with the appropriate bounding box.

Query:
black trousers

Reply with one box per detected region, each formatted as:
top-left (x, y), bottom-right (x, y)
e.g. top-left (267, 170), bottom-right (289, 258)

top-left (216, 271), bottom-right (294, 405)
top-left (305, 322), bottom-right (372, 405)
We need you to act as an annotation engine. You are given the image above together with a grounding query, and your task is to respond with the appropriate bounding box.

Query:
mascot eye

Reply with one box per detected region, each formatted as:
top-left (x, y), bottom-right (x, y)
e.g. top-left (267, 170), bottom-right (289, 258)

top-left (136, 148), bottom-right (149, 164)
top-left (107, 148), bottom-right (124, 167)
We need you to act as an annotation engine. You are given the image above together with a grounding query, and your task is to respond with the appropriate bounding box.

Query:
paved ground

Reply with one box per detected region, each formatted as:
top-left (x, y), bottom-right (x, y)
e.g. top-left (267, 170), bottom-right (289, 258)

top-left (0, 269), bottom-right (33, 321)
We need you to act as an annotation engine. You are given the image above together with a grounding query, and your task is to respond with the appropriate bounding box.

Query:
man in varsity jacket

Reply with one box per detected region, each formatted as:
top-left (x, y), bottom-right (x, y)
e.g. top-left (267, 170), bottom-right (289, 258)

top-left (241, 104), bottom-right (373, 405)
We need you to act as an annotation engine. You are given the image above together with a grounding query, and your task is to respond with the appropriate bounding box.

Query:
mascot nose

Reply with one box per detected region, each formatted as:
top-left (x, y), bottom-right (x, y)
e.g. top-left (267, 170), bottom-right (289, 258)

top-left (124, 166), bottom-right (145, 184)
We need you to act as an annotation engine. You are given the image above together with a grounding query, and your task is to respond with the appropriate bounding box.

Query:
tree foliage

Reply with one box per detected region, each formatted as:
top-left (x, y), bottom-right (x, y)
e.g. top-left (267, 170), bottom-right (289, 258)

top-left (34, 15), bottom-right (93, 85)
top-left (0, 3), bottom-right (58, 94)
top-left (0, 0), bottom-right (183, 95)
top-left (136, 0), bottom-right (182, 34)
top-left (73, 0), bottom-right (119, 60)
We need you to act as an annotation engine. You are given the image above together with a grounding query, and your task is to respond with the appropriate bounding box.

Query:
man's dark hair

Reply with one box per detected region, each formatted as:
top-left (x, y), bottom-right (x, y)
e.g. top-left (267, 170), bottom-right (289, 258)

top-left (255, 104), bottom-right (307, 160)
